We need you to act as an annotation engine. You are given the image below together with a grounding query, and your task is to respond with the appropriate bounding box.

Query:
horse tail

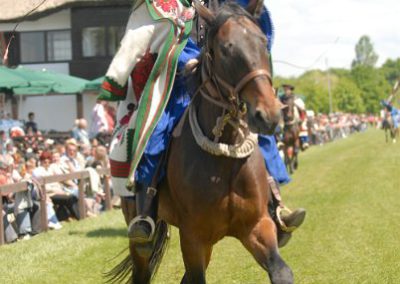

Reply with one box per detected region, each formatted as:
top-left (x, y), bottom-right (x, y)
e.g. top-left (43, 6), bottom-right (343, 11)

top-left (104, 251), bottom-right (133, 284)
top-left (149, 220), bottom-right (170, 280)
top-left (104, 221), bottom-right (170, 283)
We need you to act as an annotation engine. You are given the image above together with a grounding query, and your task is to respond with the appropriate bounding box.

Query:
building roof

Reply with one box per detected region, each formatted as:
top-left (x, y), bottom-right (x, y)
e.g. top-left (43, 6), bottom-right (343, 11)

top-left (0, 0), bottom-right (131, 23)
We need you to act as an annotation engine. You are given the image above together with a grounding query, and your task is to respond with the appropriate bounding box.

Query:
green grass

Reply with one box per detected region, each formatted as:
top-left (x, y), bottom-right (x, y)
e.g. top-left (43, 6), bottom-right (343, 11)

top-left (1, 129), bottom-right (399, 283)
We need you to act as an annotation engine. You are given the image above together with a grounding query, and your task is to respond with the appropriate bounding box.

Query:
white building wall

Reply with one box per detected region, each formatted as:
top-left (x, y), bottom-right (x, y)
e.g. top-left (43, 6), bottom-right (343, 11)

top-left (17, 93), bottom-right (104, 132)
top-left (18, 94), bottom-right (77, 131)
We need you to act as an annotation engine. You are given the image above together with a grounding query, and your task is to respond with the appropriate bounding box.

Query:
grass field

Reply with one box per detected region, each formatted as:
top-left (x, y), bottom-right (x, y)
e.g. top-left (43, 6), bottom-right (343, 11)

top-left (1, 129), bottom-right (399, 284)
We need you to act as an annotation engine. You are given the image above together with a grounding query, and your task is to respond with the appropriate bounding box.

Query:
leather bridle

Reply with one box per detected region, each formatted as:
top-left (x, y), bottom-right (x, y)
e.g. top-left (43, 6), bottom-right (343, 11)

top-left (190, 14), bottom-right (274, 142)
top-left (197, 42), bottom-right (273, 119)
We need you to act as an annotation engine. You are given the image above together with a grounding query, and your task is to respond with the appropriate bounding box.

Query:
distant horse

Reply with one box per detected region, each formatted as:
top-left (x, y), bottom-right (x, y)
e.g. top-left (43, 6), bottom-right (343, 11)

top-left (109, 2), bottom-right (292, 284)
top-left (382, 114), bottom-right (399, 143)
top-left (280, 94), bottom-right (300, 174)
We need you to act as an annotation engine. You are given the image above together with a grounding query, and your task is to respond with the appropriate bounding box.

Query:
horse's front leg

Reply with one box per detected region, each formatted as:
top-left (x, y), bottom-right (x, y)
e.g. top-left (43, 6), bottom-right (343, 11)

top-left (121, 198), bottom-right (152, 284)
top-left (179, 229), bottom-right (213, 284)
top-left (121, 197), bottom-right (137, 225)
top-left (284, 148), bottom-right (292, 174)
top-left (239, 216), bottom-right (293, 284)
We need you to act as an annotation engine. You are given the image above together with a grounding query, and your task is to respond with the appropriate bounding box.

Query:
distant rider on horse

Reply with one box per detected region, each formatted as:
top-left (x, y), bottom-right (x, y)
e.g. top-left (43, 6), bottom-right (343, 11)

top-left (280, 84), bottom-right (309, 150)
top-left (381, 100), bottom-right (399, 130)
top-left (99, 0), bottom-right (306, 249)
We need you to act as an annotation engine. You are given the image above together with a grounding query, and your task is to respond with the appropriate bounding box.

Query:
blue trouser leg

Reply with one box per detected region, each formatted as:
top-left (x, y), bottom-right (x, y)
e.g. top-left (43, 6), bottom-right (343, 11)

top-left (258, 134), bottom-right (291, 185)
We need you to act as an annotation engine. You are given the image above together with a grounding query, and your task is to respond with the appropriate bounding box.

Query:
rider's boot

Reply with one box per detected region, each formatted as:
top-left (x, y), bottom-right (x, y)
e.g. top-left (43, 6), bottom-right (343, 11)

top-left (267, 177), bottom-right (306, 248)
top-left (127, 182), bottom-right (158, 244)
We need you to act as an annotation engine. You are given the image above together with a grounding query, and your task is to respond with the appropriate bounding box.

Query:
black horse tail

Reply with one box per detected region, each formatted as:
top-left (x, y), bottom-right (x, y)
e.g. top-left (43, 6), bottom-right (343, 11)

top-left (149, 221), bottom-right (170, 280)
top-left (104, 221), bottom-right (170, 283)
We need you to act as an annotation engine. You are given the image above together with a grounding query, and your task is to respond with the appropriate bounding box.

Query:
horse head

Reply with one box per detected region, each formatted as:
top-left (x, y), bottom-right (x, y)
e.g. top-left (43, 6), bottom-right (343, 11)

top-left (280, 94), bottom-right (296, 124)
top-left (193, 0), bottom-right (282, 135)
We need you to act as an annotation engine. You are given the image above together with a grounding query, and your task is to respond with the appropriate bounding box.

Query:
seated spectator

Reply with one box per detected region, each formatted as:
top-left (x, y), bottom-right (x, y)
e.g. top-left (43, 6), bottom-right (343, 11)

top-left (85, 145), bottom-right (109, 214)
top-left (32, 151), bottom-right (63, 229)
top-left (1, 174), bottom-right (18, 243)
top-left (61, 139), bottom-right (84, 176)
top-left (49, 151), bottom-right (80, 220)
top-left (1, 155), bottom-right (34, 240)
top-left (0, 130), bottom-right (7, 153)
top-left (59, 140), bottom-right (99, 218)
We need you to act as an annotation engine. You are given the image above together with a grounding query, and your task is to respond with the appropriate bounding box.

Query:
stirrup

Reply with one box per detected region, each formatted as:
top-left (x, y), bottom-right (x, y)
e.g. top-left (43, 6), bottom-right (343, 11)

top-left (128, 215), bottom-right (156, 243)
top-left (276, 206), bottom-right (297, 233)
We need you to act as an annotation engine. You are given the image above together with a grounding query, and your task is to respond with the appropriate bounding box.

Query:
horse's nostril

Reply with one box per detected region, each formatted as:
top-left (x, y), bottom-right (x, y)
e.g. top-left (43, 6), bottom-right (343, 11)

top-left (255, 110), bottom-right (266, 122)
top-left (255, 110), bottom-right (261, 120)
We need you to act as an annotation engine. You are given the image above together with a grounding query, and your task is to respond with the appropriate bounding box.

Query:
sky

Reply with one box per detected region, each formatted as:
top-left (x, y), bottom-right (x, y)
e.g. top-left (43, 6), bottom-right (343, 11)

top-left (267, 0), bottom-right (400, 77)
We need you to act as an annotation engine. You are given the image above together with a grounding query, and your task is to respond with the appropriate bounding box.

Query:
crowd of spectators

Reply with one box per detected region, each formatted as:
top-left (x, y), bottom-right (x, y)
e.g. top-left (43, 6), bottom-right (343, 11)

top-left (306, 112), bottom-right (376, 146)
top-left (1, 111), bottom-right (114, 244)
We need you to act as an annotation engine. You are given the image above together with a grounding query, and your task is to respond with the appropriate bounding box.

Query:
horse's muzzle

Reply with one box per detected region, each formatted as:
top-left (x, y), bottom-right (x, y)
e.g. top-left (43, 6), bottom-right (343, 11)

top-left (248, 109), bottom-right (279, 135)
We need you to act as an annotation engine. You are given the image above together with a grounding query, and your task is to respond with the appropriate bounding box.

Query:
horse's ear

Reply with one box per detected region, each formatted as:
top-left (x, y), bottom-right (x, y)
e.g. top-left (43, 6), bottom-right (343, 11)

top-left (246, 0), bottom-right (263, 17)
top-left (193, 0), bottom-right (215, 25)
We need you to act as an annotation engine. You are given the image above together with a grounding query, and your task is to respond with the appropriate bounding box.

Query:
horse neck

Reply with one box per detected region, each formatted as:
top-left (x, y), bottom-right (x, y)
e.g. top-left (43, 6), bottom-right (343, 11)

top-left (194, 94), bottom-right (244, 145)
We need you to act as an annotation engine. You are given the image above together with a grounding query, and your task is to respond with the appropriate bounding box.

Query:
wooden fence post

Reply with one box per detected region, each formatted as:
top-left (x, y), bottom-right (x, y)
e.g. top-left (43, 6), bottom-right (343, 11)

top-left (40, 184), bottom-right (48, 232)
top-left (0, 198), bottom-right (4, 245)
top-left (104, 176), bottom-right (112, 211)
top-left (78, 177), bottom-right (86, 220)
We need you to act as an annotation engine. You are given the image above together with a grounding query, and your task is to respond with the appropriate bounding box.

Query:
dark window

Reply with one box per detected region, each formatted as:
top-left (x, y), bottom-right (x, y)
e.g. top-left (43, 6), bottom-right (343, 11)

top-left (47, 30), bottom-right (72, 61)
top-left (20, 30), bottom-right (72, 63)
top-left (20, 32), bottom-right (45, 62)
top-left (82, 27), bottom-right (106, 57)
top-left (81, 26), bottom-right (124, 58)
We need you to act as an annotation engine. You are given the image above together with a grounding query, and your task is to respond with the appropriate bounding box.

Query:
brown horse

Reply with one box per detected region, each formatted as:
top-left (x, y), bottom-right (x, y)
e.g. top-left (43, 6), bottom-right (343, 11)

top-left (109, 2), bottom-right (293, 284)
top-left (280, 94), bottom-right (300, 174)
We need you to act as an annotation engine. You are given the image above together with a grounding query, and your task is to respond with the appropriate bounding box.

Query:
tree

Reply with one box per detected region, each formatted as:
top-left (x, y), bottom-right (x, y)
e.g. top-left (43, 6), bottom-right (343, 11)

top-left (351, 65), bottom-right (390, 113)
top-left (332, 78), bottom-right (365, 113)
top-left (380, 58), bottom-right (400, 86)
top-left (295, 70), bottom-right (331, 114)
top-left (351, 35), bottom-right (378, 68)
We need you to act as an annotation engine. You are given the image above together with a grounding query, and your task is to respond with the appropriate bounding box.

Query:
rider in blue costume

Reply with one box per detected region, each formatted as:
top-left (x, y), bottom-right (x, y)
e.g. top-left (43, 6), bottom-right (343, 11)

top-left (381, 100), bottom-right (399, 129)
top-left (125, 0), bottom-right (306, 247)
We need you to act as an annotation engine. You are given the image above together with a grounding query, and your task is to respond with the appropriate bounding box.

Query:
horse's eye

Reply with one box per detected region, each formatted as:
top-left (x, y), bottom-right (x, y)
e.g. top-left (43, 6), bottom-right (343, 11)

top-left (219, 45), bottom-right (228, 57)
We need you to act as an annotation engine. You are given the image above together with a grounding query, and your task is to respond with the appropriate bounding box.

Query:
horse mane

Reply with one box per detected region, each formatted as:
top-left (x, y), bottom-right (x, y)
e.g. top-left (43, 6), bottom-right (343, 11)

top-left (207, 2), bottom-right (257, 39)
top-left (185, 2), bottom-right (257, 96)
